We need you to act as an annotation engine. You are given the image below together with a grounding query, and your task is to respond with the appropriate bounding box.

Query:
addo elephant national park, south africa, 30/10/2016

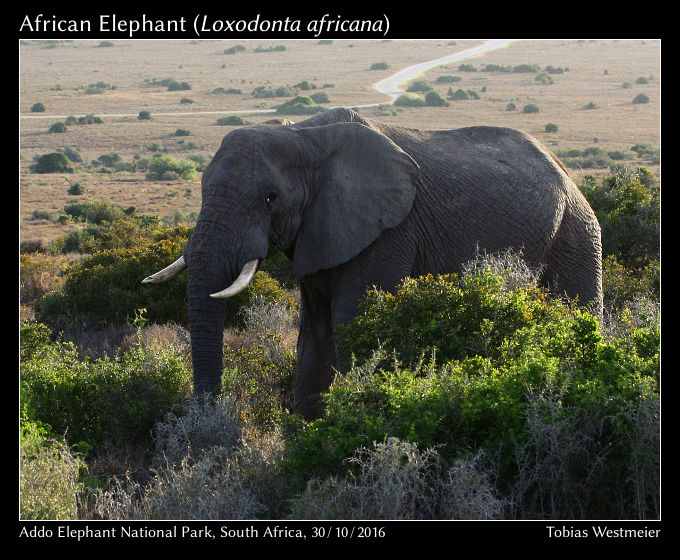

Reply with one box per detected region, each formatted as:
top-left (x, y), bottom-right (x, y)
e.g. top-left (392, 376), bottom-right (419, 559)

top-left (19, 39), bottom-right (659, 245)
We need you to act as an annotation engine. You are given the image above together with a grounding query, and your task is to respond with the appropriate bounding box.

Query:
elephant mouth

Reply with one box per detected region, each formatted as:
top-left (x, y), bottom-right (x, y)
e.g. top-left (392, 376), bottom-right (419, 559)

top-left (142, 256), bottom-right (259, 300)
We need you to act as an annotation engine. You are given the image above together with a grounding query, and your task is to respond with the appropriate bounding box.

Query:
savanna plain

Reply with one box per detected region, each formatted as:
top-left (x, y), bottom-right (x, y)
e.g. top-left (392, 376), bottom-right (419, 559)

top-left (19, 39), bottom-right (660, 523)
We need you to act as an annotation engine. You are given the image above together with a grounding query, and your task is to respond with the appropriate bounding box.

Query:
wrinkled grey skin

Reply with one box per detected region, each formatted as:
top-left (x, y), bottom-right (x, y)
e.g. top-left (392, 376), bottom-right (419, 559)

top-left (176, 107), bottom-right (602, 420)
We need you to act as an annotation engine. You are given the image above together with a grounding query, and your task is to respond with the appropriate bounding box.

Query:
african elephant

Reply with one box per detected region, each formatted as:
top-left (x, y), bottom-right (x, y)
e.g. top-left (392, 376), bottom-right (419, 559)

top-left (144, 107), bottom-right (602, 420)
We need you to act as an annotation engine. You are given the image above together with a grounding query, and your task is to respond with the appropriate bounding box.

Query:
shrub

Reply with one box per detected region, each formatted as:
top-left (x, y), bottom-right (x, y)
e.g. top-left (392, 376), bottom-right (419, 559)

top-left (534, 73), bottom-right (554, 84)
top-left (224, 45), bottom-right (246, 54)
top-left (32, 152), bottom-right (73, 173)
top-left (167, 80), bottom-right (191, 91)
top-left (276, 96), bottom-right (325, 115)
top-left (87, 429), bottom-right (288, 520)
top-left (512, 64), bottom-right (540, 73)
top-left (174, 129), bottom-right (190, 136)
top-left (34, 235), bottom-right (191, 329)
top-left (97, 152), bottom-right (122, 167)
top-left (31, 102), bottom-right (46, 112)
top-left (449, 89), bottom-right (472, 101)
top-left (138, 110), bottom-right (151, 120)
top-left (63, 199), bottom-right (126, 224)
top-left (309, 91), bottom-right (330, 104)
top-left (579, 166), bottom-right (659, 269)
top-left (223, 270), bottom-right (298, 329)
top-left (294, 80), bottom-right (314, 90)
top-left (370, 62), bottom-right (388, 70)
top-left (394, 93), bottom-right (425, 107)
top-left (436, 75), bottom-right (462, 83)
top-left (60, 147), bottom-right (83, 163)
top-left (425, 91), bottom-right (450, 107)
top-left (67, 182), bottom-right (84, 195)
top-left (522, 103), bottom-right (539, 113)
top-left (216, 115), bottom-right (244, 126)
top-left (20, 422), bottom-right (87, 519)
top-left (406, 81), bottom-right (433, 92)
top-left (291, 440), bottom-right (507, 520)
top-left (20, 253), bottom-right (66, 304)
top-left (20, 323), bottom-right (192, 447)
top-left (48, 122), bottom-right (67, 133)
top-left (254, 45), bottom-right (286, 53)
top-left (151, 396), bottom-right (242, 467)
top-left (145, 155), bottom-right (197, 180)
top-left (633, 93), bottom-right (650, 104)
top-left (289, 264), bottom-right (659, 518)
top-left (544, 123), bottom-right (558, 133)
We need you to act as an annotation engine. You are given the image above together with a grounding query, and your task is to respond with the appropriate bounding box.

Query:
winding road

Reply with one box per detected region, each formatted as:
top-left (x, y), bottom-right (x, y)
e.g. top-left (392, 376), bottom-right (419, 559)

top-left (20, 39), bottom-right (512, 120)
top-left (371, 39), bottom-right (512, 102)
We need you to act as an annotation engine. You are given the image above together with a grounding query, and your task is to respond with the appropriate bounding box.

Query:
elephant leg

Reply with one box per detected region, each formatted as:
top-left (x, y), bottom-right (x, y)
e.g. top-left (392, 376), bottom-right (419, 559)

top-left (294, 283), bottom-right (336, 420)
top-left (543, 210), bottom-right (603, 318)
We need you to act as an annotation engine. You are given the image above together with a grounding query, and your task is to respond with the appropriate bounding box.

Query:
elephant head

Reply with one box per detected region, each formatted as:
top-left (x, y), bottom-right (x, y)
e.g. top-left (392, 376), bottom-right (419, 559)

top-left (144, 120), bottom-right (419, 399)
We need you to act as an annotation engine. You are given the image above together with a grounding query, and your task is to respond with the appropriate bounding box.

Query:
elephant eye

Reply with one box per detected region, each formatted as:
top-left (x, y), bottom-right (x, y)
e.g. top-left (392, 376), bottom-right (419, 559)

top-left (265, 192), bottom-right (278, 206)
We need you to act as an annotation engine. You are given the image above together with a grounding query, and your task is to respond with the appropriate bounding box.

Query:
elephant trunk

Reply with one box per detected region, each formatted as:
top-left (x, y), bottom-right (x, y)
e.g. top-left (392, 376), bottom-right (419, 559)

top-left (186, 254), bottom-right (228, 397)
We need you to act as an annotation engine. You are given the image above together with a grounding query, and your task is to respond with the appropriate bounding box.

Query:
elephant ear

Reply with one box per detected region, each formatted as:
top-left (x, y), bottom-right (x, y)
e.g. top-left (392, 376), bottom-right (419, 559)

top-left (293, 122), bottom-right (419, 277)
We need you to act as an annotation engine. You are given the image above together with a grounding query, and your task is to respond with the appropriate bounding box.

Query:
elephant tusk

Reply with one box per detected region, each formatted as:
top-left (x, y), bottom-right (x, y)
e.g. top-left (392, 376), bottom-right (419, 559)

top-left (142, 256), bottom-right (187, 284)
top-left (210, 259), bottom-right (259, 298)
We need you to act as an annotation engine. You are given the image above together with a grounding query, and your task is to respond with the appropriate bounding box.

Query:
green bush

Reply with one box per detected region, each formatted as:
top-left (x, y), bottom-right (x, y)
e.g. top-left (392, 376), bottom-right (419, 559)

top-left (138, 110), bottom-right (151, 120)
top-left (544, 123), bottom-right (558, 133)
top-left (20, 323), bottom-right (191, 447)
top-left (224, 45), bottom-right (246, 54)
top-left (287, 267), bottom-right (659, 518)
top-left (32, 152), bottom-right (74, 173)
top-left (394, 93), bottom-right (425, 107)
top-left (145, 155), bottom-right (197, 180)
top-left (579, 166), bottom-right (659, 269)
top-left (633, 93), bottom-right (650, 104)
top-left (34, 235), bottom-right (190, 329)
top-left (48, 122), bottom-right (67, 133)
top-left (167, 80), bottom-right (191, 91)
top-left (512, 64), bottom-right (540, 73)
top-left (216, 115), bottom-right (244, 126)
top-left (20, 422), bottom-right (87, 519)
top-left (425, 91), bottom-right (450, 107)
top-left (522, 104), bottom-right (539, 113)
top-left (338, 269), bottom-right (552, 368)
top-left (370, 62), bottom-right (388, 70)
top-left (309, 91), bottom-right (330, 104)
top-left (31, 102), bottom-right (46, 112)
top-left (276, 96), bottom-right (325, 115)
top-left (406, 81), bottom-right (433, 92)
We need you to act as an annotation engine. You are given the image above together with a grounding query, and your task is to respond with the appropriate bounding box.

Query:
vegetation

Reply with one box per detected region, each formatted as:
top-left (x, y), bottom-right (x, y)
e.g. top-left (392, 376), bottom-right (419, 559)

top-left (19, 40), bottom-right (660, 521)
top-left (19, 163), bottom-right (659, 520)
top-left (275, 96), bottom-right (326, 115)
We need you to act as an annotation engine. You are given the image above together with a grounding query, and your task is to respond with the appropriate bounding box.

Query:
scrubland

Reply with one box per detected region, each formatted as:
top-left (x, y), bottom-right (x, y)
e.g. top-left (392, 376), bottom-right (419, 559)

top-left (19, 39), bottom-right (660, 521)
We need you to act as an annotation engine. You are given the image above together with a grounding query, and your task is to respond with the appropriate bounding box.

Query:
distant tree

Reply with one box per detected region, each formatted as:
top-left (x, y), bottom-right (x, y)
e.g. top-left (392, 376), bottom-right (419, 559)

top-left (32, 153), bottom-right (73, 173)
top-left (48, 122), bottom-right (67, 133)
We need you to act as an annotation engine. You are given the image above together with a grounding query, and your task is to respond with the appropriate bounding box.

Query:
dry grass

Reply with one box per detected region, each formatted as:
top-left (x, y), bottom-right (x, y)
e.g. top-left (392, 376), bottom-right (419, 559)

top-left (20, 39), bottom-right (659, 244)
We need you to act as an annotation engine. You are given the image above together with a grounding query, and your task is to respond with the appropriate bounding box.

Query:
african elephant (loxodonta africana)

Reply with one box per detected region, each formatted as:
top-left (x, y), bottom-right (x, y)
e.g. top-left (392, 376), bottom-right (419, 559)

top-left (144, 107), bottom-right (602, 420)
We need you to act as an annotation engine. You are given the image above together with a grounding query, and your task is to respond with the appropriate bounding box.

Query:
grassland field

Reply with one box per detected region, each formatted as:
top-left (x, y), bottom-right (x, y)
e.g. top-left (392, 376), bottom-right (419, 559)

top-left (19, 38), bottom-right (660, 245)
